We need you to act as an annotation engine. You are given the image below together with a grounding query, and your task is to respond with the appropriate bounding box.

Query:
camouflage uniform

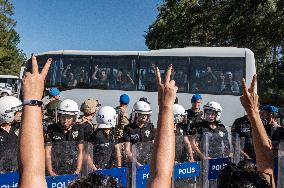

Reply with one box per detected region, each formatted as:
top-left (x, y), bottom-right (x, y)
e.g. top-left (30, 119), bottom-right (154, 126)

top-left (115, 106), bottom-right (129, 142)
top-left (78, 99), bottom-right (100, 141)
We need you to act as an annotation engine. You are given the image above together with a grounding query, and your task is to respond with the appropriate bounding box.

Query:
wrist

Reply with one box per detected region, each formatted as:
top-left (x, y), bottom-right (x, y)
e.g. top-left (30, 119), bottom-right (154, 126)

top-left (246, 108), bottom-right (259, 117)
top-left (159, 105), bottom-right (173, 111)
top-left (23, 99), bottom-right (43, 107)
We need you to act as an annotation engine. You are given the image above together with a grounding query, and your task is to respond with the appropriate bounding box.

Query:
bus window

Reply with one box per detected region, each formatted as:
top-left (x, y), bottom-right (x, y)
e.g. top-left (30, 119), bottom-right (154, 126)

top-left (90, 56), bottom-right (137, 90)
top-left (189, 57), bottom-right (245, 95)
top-left (61, 56), bottom-right (90, 89)
top-left (139, 56), bottom-right (189, 92)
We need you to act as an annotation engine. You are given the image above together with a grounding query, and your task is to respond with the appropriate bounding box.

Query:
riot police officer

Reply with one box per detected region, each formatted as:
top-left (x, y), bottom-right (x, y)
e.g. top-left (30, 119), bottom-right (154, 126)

top-left (123, 100), bottom-right (154, 163)
top-left (89, 106), bottom-right (120, 169)
top-left (187, 101), bottom-right (230, 160)
top-left (0, 96), bottom-right (22, 173)
top-left (173, 104), bottom-right (194, 163)
top-left (45, 99), bottom-right (84, 176)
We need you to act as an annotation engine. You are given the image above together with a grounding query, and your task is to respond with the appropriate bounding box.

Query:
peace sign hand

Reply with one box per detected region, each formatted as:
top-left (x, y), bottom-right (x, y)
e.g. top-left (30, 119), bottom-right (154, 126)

top-left (240, 74), bottom-right (259, 116)
top-left (154, 64), bottom-right (178, 108)
top-left (22, 54), bottom-right (52, 100)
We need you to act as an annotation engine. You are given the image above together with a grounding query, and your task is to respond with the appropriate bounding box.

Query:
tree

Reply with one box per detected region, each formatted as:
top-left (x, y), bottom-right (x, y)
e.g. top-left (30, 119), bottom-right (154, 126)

top-left (145, 0), bottom-right (284, 106)
top-left (0, 0), bottom-right (25, 76)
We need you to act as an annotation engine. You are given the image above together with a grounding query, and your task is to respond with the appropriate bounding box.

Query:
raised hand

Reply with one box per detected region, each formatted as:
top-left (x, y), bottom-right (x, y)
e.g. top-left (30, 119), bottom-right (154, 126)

top-left (154, 64), bottom-right (178, 108)
top-left (22, 55), bottom-right (52, 100)
top-left (240, 74), bottom-right (258, 116)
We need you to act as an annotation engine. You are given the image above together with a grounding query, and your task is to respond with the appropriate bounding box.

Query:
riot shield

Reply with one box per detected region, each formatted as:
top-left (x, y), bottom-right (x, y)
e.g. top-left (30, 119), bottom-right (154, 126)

top-left (173, 135), bottom-right (200, 188)
top-left (199, 132), bottom-right (243, 188)
top-left (0, 147), bottom-right (18, 174)
top-left (82, 141), bottom-right (128, 188)
top-left (131, 141), bottom-right (154, 188)
top-left (45, 141), bottom-right (82, 176)
top-left (231, 132), bottom-right (249, 163)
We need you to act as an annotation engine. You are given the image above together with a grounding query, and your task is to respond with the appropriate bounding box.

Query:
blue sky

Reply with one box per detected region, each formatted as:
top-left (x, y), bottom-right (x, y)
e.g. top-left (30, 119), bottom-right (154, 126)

top-left (12, 0), bottom-right (162, 56)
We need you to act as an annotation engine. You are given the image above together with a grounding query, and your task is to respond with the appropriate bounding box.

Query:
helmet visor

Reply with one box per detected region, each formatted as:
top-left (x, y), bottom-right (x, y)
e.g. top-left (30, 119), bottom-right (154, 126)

top-left (204, 109), bottom-right (217, 122)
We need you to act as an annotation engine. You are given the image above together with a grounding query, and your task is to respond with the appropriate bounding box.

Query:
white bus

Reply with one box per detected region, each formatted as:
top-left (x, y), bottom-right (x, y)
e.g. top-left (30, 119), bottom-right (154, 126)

top-left (25, 47), bottom-right (256, 128)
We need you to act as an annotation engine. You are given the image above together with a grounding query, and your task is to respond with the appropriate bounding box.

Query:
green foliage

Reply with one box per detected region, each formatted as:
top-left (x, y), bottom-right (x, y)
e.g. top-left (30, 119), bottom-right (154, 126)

top-left (0, 0), bottom-right (25, 76)
top-left (145, 0), bottom-right (284, 106)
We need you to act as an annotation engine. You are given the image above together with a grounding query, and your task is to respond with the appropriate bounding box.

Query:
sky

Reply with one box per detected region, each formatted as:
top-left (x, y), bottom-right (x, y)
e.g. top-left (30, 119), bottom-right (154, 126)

top-left (12, 0), bottom-right (162, 56)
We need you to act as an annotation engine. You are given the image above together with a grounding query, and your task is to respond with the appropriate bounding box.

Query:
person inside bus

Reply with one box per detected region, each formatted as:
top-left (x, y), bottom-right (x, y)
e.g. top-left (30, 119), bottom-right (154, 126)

top-left (199, 65), bottom-right (218, 93)
top-left (144, 64), bottom-right (157, 91)
top-left (62, 64), bottom-right (78, 87)
top-left (77, 66), bottom-right (88, 87)
top-left (91, 65), bottom-right (109, 89)
top-left (115, 70), bottom-right (135, 90)
top-left (220, 71), bottom-right (240, 94)
top-left (172, 70), bottom-right (187, 92)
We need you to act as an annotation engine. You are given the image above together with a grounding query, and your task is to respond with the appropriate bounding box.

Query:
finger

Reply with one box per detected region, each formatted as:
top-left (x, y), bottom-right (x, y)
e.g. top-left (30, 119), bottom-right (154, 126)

top-left (169, 80), bottom-right (175, 86)
top-left (41, 58), bottom-right (52, 78)
top-left (24, 71), bottom-right (32, 77)
top-left (31, 54), bottom-right (39, 74)
top-left (164, 64), bottom-right (172, 84)
top-left (154, 66), bottom-right (162, 85)
top-left (250, 74), bottom-right (257, 93)
top-left (241, 78), bottom-right (249, 98)
top-left (174, 86), bottom-right (178, 92)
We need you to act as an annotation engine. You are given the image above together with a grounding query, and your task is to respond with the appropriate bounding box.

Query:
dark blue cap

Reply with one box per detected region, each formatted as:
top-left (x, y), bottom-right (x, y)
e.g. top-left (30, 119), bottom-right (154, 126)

top-left (120, 94), bottom-right (130, 105)
top-left (263, 105), bottom-right (278, 113)
top-left (191, 94), bottom-right (202, 103)
top-left (49, 87), bottom-right (60, 96)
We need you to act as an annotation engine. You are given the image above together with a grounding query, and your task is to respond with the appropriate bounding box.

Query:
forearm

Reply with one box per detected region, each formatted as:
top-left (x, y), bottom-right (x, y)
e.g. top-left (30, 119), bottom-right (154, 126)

top-left (114, 144), bottom-right (122, 167)
top-left (248, 110), bottom-right (274, 186)
top-left (148, 106), bottom-right (175, 188)
top-left (46, 156), bottom-right (54, 175)
top-left (190, 138), bottom-right (206, 160)
top-left (184, 136), bottom-right (194, 162)
top-left (75, 144), bottom-right (84, 173)
top-left (87, 154), bottom-right (97, 171)
top-left (19, 106), bottom-right (45, 178)
top-left (249, 111), bottom-right (273, 162)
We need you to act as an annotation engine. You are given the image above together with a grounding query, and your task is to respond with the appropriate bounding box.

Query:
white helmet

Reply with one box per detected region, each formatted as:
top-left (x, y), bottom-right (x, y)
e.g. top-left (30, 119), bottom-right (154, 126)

top-left (133, 101), bottom-right (152, 114)
top-left (0, 96), bottom-right (22, 125)
top-left (57, 99), bottom-right (80, 121)
top-left (131, 101), bottom-right (152, 123)
top-left (96, 106), bottom-right (117, 129)
top-left (173, 104), bottom-right (187, 124)
top-left (203, 101), bottom-right (223, 120)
